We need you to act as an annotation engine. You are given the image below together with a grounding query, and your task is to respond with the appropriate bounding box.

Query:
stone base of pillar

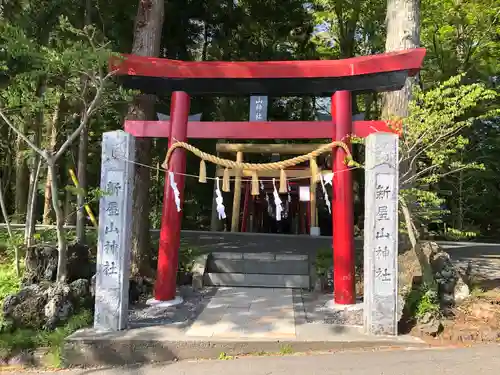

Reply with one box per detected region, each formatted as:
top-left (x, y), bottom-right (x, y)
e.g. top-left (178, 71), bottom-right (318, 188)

top-left (325, 298), bottom-right (364, 312)
top-left (310, 226), bottom-right (321, 236)
top-left (146, 296), bottom-right (184, 307)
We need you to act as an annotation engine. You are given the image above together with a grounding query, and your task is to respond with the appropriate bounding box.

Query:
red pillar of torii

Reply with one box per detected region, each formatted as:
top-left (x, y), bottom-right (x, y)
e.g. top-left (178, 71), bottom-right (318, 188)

top-left (110, 48), bottom-right (425, 305)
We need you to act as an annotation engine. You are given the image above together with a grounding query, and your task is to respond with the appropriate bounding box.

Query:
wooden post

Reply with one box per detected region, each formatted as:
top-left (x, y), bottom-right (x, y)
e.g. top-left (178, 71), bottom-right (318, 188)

top-left (310, 158), bottom-right (319, 236)
top-left (230, 151), bottom-right (243, 232)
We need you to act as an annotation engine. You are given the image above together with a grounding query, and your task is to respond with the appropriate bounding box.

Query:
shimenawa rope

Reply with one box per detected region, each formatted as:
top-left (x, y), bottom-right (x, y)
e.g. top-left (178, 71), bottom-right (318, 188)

top-left (162, 141), bottom-right (358, 195)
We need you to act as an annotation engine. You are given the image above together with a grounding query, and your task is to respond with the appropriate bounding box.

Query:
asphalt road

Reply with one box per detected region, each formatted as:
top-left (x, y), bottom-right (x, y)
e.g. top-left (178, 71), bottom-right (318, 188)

top-left (14, 345), bottom-right (500, 375)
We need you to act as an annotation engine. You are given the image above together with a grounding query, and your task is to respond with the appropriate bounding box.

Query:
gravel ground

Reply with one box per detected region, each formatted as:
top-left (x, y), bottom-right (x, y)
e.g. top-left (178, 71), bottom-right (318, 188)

top-left (127, 286), bottom-right (217, 328)
top-left (298, 290), bottom-right (364, 326)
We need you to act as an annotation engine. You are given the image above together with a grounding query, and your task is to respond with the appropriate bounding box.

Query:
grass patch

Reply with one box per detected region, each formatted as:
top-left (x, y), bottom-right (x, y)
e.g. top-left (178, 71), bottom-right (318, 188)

top-left (279, 344), bottom-right (293, 355)
top-left (0, 262), bottom-right (21, 307)
top-left (405, 283), bottom-right (441, 320)
top-left (218, 352), bottom-right (234, 360)
top-left (314, 248), bottom-right (332, 277)
top-left (0, 309), bottom-right (93, 368)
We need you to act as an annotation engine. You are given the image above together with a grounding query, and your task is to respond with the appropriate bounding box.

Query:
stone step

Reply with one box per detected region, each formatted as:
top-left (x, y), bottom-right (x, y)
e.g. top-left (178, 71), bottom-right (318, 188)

top-left (204, 272), bottom-right (310, 289)
top-left (207, 258), bottom-right (309, 275)
top-left (210, 252), bottom-right (309, 261)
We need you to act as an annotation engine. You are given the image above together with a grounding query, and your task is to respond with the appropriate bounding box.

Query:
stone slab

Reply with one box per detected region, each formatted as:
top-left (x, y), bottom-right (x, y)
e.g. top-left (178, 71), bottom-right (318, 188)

top-left (363, 132), bottom-right (399, 336)
top-left (185, 288), bottom-right (295, 338)
top-left (94, 130), bottom-right (135, 332)
top-left (205, 273), bottom-right (309, 288)
top-left (212, 252), bottom-right (243, 260)
top-left (209, 259), bottom-right (309, 275)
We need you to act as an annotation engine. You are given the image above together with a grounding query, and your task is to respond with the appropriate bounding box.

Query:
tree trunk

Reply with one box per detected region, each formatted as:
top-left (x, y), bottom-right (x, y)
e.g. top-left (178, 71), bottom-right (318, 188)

top-left (14, 124), bottom-right (29, 223)
top-left (76, 123), bottom-right (88, 242)
top-left (25, 159), bottom-right (42, 247)
top-left (49, 159), bottom-right (67, 282)
top-left (64, 143), bottom-right (78, 226)
top-left (383, 0), bottom-right (420, 250)
top-left (43, 95), bottom-right (62, 224)
top-left (24, 80), bottom-right (45, 242)
top-left (75, 0), bottom-right (93, 244)
top-left (127, 0), bottom-right (165, 278)
top-left (381, 0), bottom-right (420, 120)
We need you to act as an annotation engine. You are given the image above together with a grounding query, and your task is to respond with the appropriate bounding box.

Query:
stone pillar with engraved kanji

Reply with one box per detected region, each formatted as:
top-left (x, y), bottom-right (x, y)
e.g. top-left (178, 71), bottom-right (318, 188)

top-left (94, 130), bottom-right (135, 331)
top-left (363, 132), bottom-right (399, 336)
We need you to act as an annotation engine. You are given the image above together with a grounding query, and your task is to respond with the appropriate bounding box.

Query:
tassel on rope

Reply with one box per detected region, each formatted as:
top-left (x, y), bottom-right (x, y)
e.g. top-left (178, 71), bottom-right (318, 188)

top-left (198, 159), bottom-right (207, 183)
top-left (222, 168), bottom-right (231, 192)
top-left (251, 171), bottom-right (260, 195)
top-left (310, 158), bottom-right (319, 182)
top-left (279, 169), bottom-right (287, 193)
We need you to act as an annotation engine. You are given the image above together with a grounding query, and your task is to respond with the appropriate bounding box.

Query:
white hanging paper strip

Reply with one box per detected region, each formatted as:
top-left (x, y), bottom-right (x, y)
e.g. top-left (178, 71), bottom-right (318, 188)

top-left (168, 172), bottom-right (182, 212)
top-left (287, 180), bottom-right (291, 202)
top-left (215, 177), bottom-right (226, 220)
top-left (272, 178), bottom-right (283, 221)
top-left (320, 173), bottom-right (331, 214)
top-left (260, 180), bottom-right (265, 191)
top-left (323, 172), bottom-right (334, 186)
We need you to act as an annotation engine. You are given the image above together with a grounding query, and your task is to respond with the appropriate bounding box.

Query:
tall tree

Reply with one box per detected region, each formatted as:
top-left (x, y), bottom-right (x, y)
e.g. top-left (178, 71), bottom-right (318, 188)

top-left (382, 0), bottom-right (421, 249)
top-left (382, 0), bottom-right (420, 121)
top-left (75, 0), bottom-right (93, 243)
top-left (127, 0), bottom-right (165, 278)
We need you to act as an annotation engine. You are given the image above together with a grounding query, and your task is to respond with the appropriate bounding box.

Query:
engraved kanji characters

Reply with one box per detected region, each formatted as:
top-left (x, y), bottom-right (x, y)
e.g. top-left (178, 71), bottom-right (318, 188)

top-left (102, 261), bottom-right (117, 276)
top-left (376, 205), bottom-right (389, 221)
top-left (105, 221), bottom-right (119, 234)
top-left (375, 184), bottom-right (391, 200)
top-left (106, 202), bottom-right (119, 216)
top-left (106, 181), bottom-right (122, 196)
top-left (104, 240), bottom-right (119, 254)
top-left (375, 267), bottom-right (391, 282)
top-left (376, 227), bottom-right (390, 239)
top-left (375, 245), bottom-right (390, 259)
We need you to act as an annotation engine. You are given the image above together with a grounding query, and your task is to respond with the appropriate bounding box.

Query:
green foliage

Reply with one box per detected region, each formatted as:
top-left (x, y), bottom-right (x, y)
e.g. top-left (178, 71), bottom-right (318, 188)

top-left (279, 344), bottom-right (293, 355)
top-left (0, 230), bottom-right (24, 256)
top-left (405, 283), bottom-right (440, 320)
top-left (421, 0), bottom-right (500, 84)
top-left (441, 227), bottom-right (478, 241)
top-left (178, 245), bottom-right (203, 273)
top-left (0, 309), bottom-right (93, 367)
top-left (314, 247), bottom-right (332, 276)
top-left (0, 262), bottom-right (21, 310)
top-left (218, 352), bottom-right (234, 360)
top-left (400, 75), bottom-right (497, 227)
top-left (310, 0), bottom-right (386, 58)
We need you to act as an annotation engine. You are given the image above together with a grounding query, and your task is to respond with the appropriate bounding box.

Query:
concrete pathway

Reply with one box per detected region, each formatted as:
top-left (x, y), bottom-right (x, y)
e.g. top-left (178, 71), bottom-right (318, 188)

top-left (14, 345), bottom-right (500, 375)
top-left (67, 287), bottom-right (422, 366)
top-left (186, 287), bottom-right (296, 338)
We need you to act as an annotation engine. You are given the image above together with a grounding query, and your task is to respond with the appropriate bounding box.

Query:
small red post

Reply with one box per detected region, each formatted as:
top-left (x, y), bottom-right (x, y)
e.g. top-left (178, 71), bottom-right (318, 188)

top-left (154, 91), bottom-right (190, 301)
top-left (332, 91), bottom-right (355, 305)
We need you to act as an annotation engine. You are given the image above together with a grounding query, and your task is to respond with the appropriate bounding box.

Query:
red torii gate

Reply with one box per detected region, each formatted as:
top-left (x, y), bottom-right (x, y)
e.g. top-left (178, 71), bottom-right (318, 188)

top-left (111, 48), bottom-right (425, 305)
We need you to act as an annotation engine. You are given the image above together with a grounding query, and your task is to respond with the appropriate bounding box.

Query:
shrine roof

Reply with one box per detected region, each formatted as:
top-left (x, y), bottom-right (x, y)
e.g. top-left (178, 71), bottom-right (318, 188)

top-left (110, 48), bottom-right (426, 96)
